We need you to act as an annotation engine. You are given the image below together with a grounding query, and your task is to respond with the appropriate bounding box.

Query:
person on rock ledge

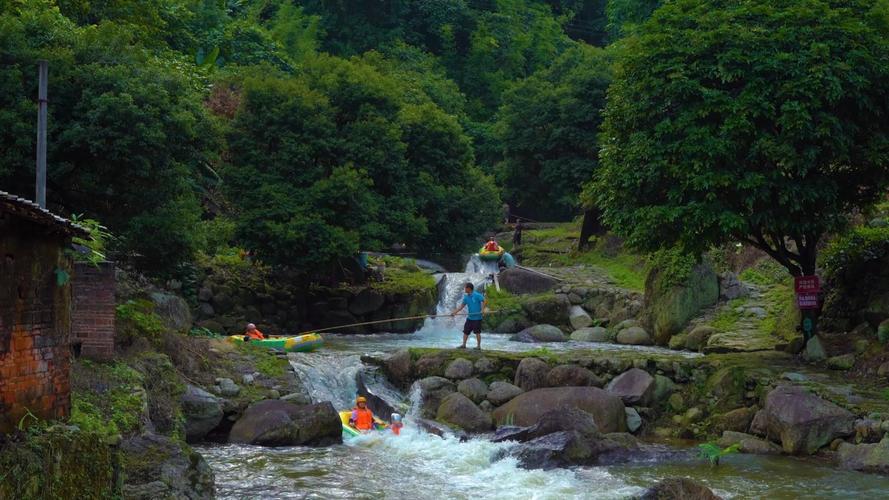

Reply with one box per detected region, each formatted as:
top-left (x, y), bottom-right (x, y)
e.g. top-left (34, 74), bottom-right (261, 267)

top-left (243, 323), bottom-right (265, 341)
top-left (450, 282), bottom-right (487, 350)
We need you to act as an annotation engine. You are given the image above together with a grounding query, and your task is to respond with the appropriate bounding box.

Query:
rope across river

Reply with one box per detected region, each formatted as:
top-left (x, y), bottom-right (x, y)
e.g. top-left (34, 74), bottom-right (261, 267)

top-left (268, 310), bottom-right (505, 338)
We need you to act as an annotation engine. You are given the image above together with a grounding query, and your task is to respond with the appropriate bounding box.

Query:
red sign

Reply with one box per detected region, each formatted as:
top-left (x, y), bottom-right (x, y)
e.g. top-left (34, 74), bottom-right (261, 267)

top-left (794, 275), bottom-right (820, 294)
top-left (797, 293), bottom-right (819, 310)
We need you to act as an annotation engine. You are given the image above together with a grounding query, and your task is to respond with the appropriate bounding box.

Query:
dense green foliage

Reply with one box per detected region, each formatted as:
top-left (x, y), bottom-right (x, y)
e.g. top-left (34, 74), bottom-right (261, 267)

top-left (594, 0), bottom-right (889, 277)
top-left (496, 45), bottom-right (610, 220)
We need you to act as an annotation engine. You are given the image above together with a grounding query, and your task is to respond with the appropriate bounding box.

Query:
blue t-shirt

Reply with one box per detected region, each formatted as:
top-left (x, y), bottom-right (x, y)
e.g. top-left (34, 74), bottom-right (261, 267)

top-left (462, 291), bottom-right (486, 320)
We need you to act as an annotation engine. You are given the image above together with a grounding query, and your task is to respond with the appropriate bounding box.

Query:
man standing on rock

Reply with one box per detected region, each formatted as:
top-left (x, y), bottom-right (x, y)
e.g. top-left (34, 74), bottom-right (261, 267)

top-left (450, 283), bottom-right (486, 350)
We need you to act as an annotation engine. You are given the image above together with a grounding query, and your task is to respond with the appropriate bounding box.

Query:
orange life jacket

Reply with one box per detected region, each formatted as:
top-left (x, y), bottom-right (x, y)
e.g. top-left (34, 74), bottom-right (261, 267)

top-left (484, 241), bottom-right (499, 252)
top-left (246, 329), bottom-right (265, 340)
top-left (351, 407), bottom-right (374, 430)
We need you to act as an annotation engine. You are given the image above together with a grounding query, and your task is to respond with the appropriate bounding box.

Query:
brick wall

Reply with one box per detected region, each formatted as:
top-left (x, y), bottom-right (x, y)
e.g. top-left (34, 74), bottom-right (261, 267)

top-left (0, 215), bottom-right (73, 433)
top-left (72, 262), bottom-right (116, 360)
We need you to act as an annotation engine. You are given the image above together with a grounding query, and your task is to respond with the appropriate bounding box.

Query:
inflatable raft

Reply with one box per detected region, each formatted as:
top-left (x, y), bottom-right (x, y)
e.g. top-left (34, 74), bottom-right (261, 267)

top-left (228, 333), bottom-right (323, 353)
top-left (478, 247), bottom-right (505, 261)
top-left (338, 410), bottom-right (388, 438)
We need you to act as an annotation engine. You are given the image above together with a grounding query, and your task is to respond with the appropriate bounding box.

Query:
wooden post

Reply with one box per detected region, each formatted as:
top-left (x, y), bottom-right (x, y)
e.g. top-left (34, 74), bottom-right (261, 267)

top-left (36, 60), bottom-right (48, 208)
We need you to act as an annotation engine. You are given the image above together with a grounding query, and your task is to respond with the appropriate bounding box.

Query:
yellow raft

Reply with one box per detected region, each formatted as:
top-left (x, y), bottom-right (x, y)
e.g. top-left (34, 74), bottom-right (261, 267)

top-left (339, 410), bottom-right (388, 438)
top-left (478, 247), bottom-right (505, 261)
top-left (227, 333), bottom-right (323, 353)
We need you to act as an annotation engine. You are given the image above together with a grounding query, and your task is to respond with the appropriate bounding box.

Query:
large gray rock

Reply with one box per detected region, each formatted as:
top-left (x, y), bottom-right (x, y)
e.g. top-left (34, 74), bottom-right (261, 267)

top-left (216, 378), bottom-right (240, 397)
top-left (436, 392), bottom-right (492, 432)
top-left (413, 376), bottom-right (456, 418)
top-left (458, 378), bottom-right (489, 404)
top-left (719, 272), bottom-right (749, 301)
top-left (717, 431), bottom-right (782, 455)
top-left (522, 295), bottom-right (570, 326)
top-left (492, 407), bottom-right (601, 443)
top-left (605, 368), bottom-right (655, 406)
top-left (642, 261), bottom-right (720, 345)
top-left (120, 433), bottom-right (214, 499)
top-left (511, 324), bottom-right (567, 343)
top-left (545, 364), bottom-right (602, 387)
top-left (625, 407), bottom-right (642, 433)
top-left (652, 375), bottom-right (677, 403)
top-left (763, 385), bottom-right (855, 454)
top-left (474, 356), bottom-right (498, 374)
top-left (514, 357), bottom-right (550, 391)
top-left (639, 478), bottom-right (721, 500)
top-left (487, 381), bottom-right (524, 406)
top-left (685, 326), bottom-right (716, 352)
top-left (838, 436), bottom-right (889, 474)
top-left (568, 306), bottom-right (593, 330)
top-left (228, 400), bottom-right (341, 447)
top-left (383, 349), bottom-right (413, 388)
top-left (181, 385), bottom-right (223, 442)
top-left (498, 267), bottom-right (559, 295)
top-left (615, 327), bottom-right (652, 345)
top-left (570, 327), bottom-right (609, 342)
top-left (348, 288), bottom-right (385, 316)
top-left (149, 291), bottom-right (193, 332)
top-left (803, 336), bottom-right (827, 362)
top-left (492, 387), bottom-right (627, 433)
top-left (444, 358), bottom-right (474, 379)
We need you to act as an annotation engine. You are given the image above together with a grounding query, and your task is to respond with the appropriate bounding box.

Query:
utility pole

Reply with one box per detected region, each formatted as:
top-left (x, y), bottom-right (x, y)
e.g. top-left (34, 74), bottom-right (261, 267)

top-left (36, 60), bottom-right (48, 208)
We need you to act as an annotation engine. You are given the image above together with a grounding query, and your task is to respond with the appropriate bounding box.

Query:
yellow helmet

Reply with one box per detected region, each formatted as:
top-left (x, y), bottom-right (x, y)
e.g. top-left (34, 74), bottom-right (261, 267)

top-left (356, 396), bottom-right (367, 404)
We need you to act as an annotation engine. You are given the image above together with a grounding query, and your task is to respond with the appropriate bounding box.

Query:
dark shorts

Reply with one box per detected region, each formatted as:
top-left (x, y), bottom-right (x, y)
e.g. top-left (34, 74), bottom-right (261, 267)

top-left (463, 319), bottom-right (482, 335)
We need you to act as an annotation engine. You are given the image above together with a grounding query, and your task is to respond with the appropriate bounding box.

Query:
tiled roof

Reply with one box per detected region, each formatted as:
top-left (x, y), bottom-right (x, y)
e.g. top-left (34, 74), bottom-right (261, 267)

top-left (0, 190), bottom-right (89, 238)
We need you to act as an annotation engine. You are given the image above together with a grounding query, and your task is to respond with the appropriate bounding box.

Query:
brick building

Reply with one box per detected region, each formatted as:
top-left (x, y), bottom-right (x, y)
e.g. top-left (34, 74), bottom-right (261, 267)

top-left (71, 262), bottom-right (116, 360)
top-left (0, 190), bottom-right (88, 433)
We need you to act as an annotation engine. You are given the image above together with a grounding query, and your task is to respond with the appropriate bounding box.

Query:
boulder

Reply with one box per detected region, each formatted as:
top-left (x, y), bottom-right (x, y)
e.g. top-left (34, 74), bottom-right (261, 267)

top-left (413, 377), bottom-right (456, 419)
top-left (474, 356), bottom-right (498, 374)
top-left (149, 291), bottom-right (193, 332)
top-left (642, 261), bottom-right (720, 345)
top-left (492, 407), bottom-right (601, 443)
top-left (228, 400), bottom-right (341, 447)
top-left (383, 349), bottom-right (413, 388)
top-left (668, 334), bottom-right (687, 350)
top-left (625, 407), bottom-right (642, 433)
top-left (717, 431), bottom-right (782, 455)
top-left (444, 358), bottom-right (474, 379)
top-left (568, 306), bottom-right (593, 330)
top-left (415, 418), bottom-right (468, 441)
top-left (639, 478), bottom-right (721, 500)
top-left (487, 381), bottom-right (524, 406)
top-left (495, 317), bottom-right (531, 334)
top-left (570, 327), bottom-right (609, 342)
top-left (458, 378), bottom-right (489, 404)
top-left (545, 364), bottom-right (602, 388)
top-left (216, 378), bottom-right (240, 398)
top-left (712, 407), bottom-right (756, 434)
top-left (348, 288), bottom-right (386, 316)
top-left (685, 326), bottom-right (716, 352)
top-left (180, 385), bottom-right (223, 442)
top-left (436, 392), bottom-right (492, 432)
top-left (614, 319), bottom-right (639, 331)
top-left (803, 336), bottom-right (827, 362)
top-left (763, 385), bottom-right (855, 454)
top-left (320, 310), bottom-right (362, 334)
top-left (838, 436), bottom-right (889, 474)
top-left (652, 375), bottom-right (677, 404)
top-left (719, 272), bottom-right (749, 301)
top-left (498, 267), bottom-right (559, 295)
top-left (492, 387), bottom-right (627, 433)
top-left (605, 368), bottom-right (655, 406)
top-left (500, 431), bottom-right (603, 469)
top-left (514, 358), bottom-right (550, 391)
top-left (511, 324), bottom-right (567, 343)
top-left (522, 295), bottom-right (570, 326)
top-left (827, 353), bottom-right (856, 371)
top-left (120, 433), bottom-right (214, 499)
top-left (750, 409), bottom-right (768, 437)
top-left (616, 327), bottom-right (652, 345)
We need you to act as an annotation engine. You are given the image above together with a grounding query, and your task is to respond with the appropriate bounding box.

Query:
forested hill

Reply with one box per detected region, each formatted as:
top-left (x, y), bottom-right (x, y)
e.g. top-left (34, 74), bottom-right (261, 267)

top-left (0, 0), bottom-right (650, 276)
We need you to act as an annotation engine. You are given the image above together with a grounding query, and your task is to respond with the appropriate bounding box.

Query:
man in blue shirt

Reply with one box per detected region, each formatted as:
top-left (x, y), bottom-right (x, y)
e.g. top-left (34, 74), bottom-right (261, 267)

top-left (450, 282), bottom-right (487, 350)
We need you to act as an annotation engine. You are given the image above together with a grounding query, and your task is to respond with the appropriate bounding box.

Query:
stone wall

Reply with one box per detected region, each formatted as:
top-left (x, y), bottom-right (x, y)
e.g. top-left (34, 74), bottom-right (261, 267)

top-left (0, 216), bottom-right (73, 433)
top-left (72, 262), bottom-right (116, 360)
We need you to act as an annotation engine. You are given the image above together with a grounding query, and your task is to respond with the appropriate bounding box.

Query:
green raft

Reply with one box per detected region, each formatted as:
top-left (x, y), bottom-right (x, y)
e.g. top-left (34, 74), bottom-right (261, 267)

top-left (227, 333), bottom-right (323, 353)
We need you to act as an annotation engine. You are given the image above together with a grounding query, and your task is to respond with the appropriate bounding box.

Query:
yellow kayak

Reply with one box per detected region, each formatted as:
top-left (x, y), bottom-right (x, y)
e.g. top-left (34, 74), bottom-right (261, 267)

top-left (227, 333), bottom-right (323, 352)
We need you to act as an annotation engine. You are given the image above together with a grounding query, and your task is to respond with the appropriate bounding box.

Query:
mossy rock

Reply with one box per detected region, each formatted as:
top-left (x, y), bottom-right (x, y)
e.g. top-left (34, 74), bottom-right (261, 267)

top-left (643, 261), bottom-right (719, 345)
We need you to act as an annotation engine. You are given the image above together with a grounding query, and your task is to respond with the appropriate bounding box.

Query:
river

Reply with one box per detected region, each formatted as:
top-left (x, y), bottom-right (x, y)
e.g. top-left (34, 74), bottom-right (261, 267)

top-left (198, 259), bottom-right (889, 498)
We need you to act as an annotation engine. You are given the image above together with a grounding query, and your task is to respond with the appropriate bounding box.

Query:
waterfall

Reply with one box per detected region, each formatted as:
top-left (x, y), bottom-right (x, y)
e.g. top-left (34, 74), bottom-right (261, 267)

top-left (288, 352), bottom-right (405, 414)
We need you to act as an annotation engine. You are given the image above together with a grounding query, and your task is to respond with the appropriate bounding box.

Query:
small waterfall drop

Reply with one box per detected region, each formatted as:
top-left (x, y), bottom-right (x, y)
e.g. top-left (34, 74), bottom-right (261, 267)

top-left (288, 352), bottom-right (405, 413)
top-left (422, 254), bottom-right (498, 331)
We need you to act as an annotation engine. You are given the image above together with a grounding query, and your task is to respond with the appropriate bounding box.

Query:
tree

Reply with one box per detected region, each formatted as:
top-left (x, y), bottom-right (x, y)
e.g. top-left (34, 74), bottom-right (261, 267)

top-left (496, 44), bottom-right (611, 220)
top-left (594, 0), bottom-right (889, 336)
top-left (605, 0), bottom-right (661, 40)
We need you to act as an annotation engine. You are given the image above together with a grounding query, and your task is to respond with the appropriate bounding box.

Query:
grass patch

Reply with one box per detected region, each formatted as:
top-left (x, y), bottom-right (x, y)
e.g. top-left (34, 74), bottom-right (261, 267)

top-left (738, 259), bottom-right (789, 286)
top-left (484, 288), bottom-right (524, 316)
top-left (710, 297), bottom-right (749, 332)
top-left (116, 299), bottom-right (165, 345)
top-left (512, 222), bottom-right (647, 290)
top-left (368, 256), bottom-right (436, 295)
top-left (70, 361), bottom-right (146, 439)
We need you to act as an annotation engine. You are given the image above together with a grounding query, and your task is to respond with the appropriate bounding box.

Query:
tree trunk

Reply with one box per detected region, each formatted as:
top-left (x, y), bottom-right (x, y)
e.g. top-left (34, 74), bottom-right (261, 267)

top-left (578, 208), bottom-right (604, 251)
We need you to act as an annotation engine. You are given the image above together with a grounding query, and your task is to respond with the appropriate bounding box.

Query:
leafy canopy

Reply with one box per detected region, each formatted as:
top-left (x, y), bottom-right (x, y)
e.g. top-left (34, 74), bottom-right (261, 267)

top-left (593, 0), bottom-right (889, 275)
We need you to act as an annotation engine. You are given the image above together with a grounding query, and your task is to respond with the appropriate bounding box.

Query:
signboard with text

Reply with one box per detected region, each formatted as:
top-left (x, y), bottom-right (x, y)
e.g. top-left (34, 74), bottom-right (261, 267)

top-left (795, 275), bottom-right (820, 310)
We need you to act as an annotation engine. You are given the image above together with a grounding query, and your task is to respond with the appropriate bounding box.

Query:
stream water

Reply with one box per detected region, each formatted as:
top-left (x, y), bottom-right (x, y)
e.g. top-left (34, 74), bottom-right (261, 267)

top-left (198, 258), bottom-right (889, 499)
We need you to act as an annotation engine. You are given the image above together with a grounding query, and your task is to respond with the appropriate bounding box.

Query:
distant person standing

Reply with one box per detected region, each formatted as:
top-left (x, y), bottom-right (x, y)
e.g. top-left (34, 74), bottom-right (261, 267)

top-left (513, 219), bottom-right (523, 247)
top-left (503, 203), bottom-right (511, 224)
top-left (450, 283), bottom-right (486, 350)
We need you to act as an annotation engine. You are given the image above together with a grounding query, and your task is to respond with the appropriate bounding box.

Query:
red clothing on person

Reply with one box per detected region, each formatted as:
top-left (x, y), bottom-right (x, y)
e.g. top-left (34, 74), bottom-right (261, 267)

top-left (484, 241), bottom-right (500, 252)
top-left (245, 329), bottom-right (265, 340)
top-left (350, 407), bottom-right (375, 431)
